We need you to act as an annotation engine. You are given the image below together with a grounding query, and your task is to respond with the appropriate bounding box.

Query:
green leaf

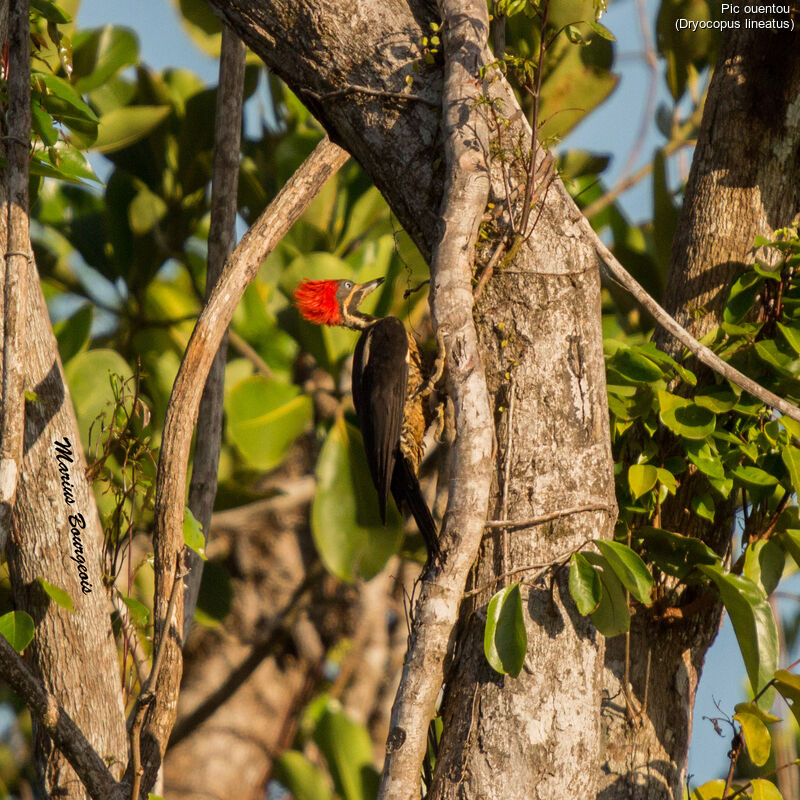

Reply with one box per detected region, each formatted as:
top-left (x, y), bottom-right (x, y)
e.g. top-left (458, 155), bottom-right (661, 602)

top-left (781, 445), bottom-right (800, 495)
top-left (743, 540), bottom-right (785, 597)
top-left (585, 20), bottom-right (616, 40)
top-left (750, 779), bottom-right (783, 800)
top-left (774, 669), bottom-right (800, 729)
top-left (655, 467), bottom-right (677, 495)
top-left (37, 578), bottom-right (74, 612)
top-left (33, 73), bottom-right (99, 123)
top-left (594, 540), bottom-right (653, 605)
top-left (691, 493), bottom-right (715, 522)
top-left (694, 386), bottom-right (738, 413)
top-left (274, 751), bottom-right (333, 800)
top-left (64, 349), bottom-right (133, 448)
top-left (31, 141), bottom-right (102, 185)
top-left (698, 565), bottom-right (779, 709)
top-left (312, 420), bottom-right (404, 582)
top-left (733, 700), bottom-right (780, 724)
top-left (583, 552), bottom-right (630, 637)
top-left (72, 26), bottom-right (139, 93)
top-left (777, 322), bottom-right (800, 356)
top-left (724, 271), bottom-right (764, 324)
top-left (733, 708), bottom-right (771, 766)
top-left (688, 780), bottom-right (727, 800)
top-left (608, 348), bottom-right (664, 384)
top-left (636, 527), bottom-right (719, 580)
top-left (778, 530), bottom-right (800, 569)
top-left (31, 0), bottom-right (72, 23)
top-left (54, 304), bottom-right (92, 364)
top-left (569, 553), bottom-right (602, 615)
top-left (129, 184), bottom-right (168, 234)
top-left (628, 464), bottom-right (657, 499)
top-left (227, 376), bottom-right (312, 472)
top-left (731, 465), bottom-right (779, 491)
top-left (689, 778), bottom-right (725, 800)
top-left (683, 440), bottom-right (725, 481)
top-left (183, 507), bottom-right (206, 560)
top-left (0, 611), bottom-right (35, 653)
top-left (31, 103), bottom-right (59, 146)
top-left (484, 583), bottom-right (527, 677)
top-left (657, 390), bottom-right (715, 439)
top-left (120, 595), bottom-right (150, 627)
top-left (92, 106), bottom-right (172, 153)
top-left (313, 702), bottom-right (380, 800)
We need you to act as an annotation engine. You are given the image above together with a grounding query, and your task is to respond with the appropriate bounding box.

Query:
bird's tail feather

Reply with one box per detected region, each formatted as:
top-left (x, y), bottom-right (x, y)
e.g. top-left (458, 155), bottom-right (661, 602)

top-left (393, 458), bottom-right (440, 560)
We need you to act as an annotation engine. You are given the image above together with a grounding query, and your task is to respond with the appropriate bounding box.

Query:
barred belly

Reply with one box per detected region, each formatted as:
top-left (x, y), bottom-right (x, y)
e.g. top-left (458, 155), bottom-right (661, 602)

top-left (400, 334), bottom-right (427, 472)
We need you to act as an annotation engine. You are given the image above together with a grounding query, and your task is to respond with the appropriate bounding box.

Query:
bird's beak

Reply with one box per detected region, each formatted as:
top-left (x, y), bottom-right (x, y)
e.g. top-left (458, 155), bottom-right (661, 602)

top-left (353, 277), bottom-right (385, 307)
top-left (358, 277), bottom-right (385, 295)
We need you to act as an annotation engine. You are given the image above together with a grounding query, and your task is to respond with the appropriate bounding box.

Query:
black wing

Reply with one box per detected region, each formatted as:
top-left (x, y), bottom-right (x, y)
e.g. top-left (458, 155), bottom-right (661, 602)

top-left (352, 317), bottom-right (409, 523)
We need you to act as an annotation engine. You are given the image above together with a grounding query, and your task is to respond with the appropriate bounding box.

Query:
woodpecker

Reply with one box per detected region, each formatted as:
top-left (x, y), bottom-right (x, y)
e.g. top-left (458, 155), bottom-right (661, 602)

top-left (294, 277), bottom-right (442, 559)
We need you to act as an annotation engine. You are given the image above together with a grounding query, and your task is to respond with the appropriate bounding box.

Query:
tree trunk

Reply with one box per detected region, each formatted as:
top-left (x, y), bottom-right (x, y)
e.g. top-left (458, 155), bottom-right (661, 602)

top-left (8, 254), bottom-right (127, 797)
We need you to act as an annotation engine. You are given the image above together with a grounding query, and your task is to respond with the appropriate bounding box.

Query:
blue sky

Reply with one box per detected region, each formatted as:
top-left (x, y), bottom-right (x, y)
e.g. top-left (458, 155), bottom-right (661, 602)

top-left (74, 0), bottom-right (794, 787)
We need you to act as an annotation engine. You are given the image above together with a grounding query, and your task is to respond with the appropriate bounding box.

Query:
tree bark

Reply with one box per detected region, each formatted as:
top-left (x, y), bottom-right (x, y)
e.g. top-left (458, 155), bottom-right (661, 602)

top-left (7, 250), bottom-right (129, 798)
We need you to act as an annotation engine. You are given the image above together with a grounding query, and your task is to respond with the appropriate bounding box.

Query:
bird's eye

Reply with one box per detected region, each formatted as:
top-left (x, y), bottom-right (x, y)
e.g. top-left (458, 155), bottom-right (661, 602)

top-left (344, 281), bottom-right (353, 289)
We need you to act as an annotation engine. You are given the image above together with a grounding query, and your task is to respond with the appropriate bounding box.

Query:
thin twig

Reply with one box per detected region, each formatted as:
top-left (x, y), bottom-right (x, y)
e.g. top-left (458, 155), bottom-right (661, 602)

top-left (581, 102), bottom-right (703, 220)
top-left (499, 375), bottom-right (515, 585)
top-left (583, 215), bottom-right (800, 423)
top-left (139, 137), bottom-right (349, 794)
top-left (485, 502), bottom-right (615, 529)
top-left (462, 540), bottom-right (586, 599)
top-left (302, 84), bottom-right (439, 107)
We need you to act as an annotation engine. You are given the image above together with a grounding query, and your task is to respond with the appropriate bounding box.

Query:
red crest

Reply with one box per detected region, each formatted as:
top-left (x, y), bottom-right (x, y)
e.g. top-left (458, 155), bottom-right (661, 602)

top-left (294, 279), bottom-right (342, 326)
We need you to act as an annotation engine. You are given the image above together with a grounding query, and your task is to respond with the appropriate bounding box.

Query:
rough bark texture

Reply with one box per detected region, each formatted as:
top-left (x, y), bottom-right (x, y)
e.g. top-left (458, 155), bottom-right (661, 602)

top-left (599, 25), bottom-right (800, 799)
top-left (8, 257), bottom-right (128, 798)
top-left (209, 1), bottom-right (616, 796)
top-left (183, 26), bottom-right (246, 639)
top-left (661, 23), bottom-right (800, 348)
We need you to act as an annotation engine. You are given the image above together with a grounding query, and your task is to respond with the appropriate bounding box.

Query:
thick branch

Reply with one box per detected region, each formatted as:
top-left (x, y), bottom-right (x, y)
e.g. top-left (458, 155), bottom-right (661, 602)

top-left (135, 136), bottom-right (349, 795)
top-left (377, 3), bottom-right (493, 798)
top-left (0, 0), bottom-right (30, 550)
top-left (183, 25), bottom-right (246, 639)
top-left (0, 635), bottom-right (125, 800)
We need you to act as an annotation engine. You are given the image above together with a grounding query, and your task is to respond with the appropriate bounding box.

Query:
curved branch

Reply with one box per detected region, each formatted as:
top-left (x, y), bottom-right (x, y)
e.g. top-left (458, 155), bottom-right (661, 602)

top-left (377, 3), bottom-right (493, 798)
top-left (133, 136), bottom-right (349, 795)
